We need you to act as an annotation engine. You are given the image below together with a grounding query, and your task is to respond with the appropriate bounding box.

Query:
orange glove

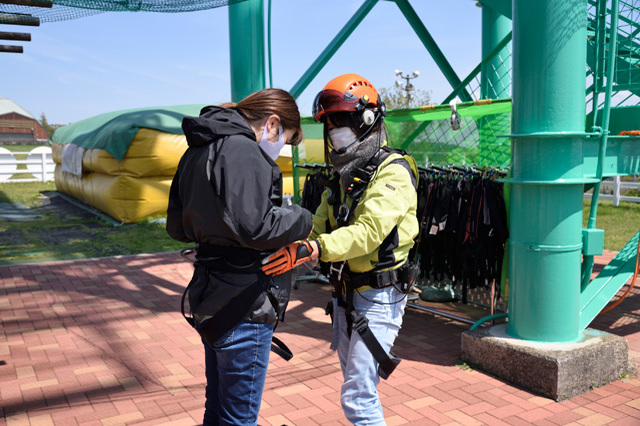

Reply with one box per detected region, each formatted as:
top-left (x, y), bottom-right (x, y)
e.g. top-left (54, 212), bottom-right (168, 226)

top-left (262, 240), bottom-right (315, 276)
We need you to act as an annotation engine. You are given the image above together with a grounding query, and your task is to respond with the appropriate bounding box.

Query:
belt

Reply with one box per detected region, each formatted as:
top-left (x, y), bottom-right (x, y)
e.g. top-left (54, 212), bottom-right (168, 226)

top-left (195, 243), bottom-right (268, 273)
top-left (344, 267), bottom-right (401, 289)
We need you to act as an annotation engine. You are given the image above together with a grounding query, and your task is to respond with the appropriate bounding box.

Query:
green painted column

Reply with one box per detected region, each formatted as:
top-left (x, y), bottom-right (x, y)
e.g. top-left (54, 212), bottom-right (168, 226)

top-left (479, 4), bottom-right (511, 166)
top-left (507, 0), bottom-right (588, 342)
top-left (481, 6), bottom-right (510, 100)
top-left (228, 0), bottom-right (266, 102)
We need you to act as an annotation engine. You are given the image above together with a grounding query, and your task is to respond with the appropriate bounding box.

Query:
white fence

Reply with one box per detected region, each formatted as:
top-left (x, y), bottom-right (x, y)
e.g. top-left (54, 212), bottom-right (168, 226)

top-left (0, 146), bottom-right (55, 182)
top-left (584, 176), bottom-right (640, 206)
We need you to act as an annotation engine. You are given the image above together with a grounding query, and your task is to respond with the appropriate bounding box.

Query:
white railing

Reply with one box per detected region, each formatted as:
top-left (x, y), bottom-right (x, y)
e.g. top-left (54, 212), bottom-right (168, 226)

top-left (584, 176), bottom-right (640, 206)
top-left (0, 146), bottom-right (55, 182)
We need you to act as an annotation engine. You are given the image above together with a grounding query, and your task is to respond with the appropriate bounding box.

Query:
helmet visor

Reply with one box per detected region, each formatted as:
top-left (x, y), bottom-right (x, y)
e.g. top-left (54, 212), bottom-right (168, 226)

top-left (312, 89), bottom-right (360, 122)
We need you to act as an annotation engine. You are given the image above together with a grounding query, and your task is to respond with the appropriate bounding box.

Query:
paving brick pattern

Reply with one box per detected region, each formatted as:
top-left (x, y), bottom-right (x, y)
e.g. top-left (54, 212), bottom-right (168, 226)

top-left (1, 251), bottom-right (639, 425)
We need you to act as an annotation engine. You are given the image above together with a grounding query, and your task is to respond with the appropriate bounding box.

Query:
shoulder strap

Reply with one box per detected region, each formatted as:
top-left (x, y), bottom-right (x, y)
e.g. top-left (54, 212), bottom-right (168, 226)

top-left (387, 157), bottom-right (417, 189)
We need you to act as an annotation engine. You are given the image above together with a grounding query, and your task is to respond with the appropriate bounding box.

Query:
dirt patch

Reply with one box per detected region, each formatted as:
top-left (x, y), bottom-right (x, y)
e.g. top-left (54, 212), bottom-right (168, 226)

top-left (0, 229), bottom-right (29, 245)
top-left (0, 192), bottom-right (111, 254)
top-left (38, 227), bottom-right (108, 246)
top-left (36, 191), bottom-right (100, 222)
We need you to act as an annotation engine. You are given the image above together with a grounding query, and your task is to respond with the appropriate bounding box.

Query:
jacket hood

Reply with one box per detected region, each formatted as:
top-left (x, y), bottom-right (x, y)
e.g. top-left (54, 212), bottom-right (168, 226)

top-left (182, 105), bottom-right (256, 148)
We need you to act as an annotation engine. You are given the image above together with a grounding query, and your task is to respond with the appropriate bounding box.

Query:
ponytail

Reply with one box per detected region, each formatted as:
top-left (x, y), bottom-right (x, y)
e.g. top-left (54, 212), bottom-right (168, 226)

top-left (225, 89), bottom-right (303, 146)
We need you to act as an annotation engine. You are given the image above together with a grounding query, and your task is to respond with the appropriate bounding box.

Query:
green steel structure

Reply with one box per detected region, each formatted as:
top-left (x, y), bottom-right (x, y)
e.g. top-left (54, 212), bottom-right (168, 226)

top-left (228, 0), bottom-right (265, 101)
top-left (507, 0), bottom-right (591, 342)
top-left (223, 0), bottom-right (640, 342)
top-left (12, 0), bottom-right (640, 343)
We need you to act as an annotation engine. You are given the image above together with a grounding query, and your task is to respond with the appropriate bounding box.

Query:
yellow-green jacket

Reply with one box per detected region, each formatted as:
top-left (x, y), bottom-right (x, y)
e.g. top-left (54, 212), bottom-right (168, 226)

top-left (310, 151), bottom-right (419, 274)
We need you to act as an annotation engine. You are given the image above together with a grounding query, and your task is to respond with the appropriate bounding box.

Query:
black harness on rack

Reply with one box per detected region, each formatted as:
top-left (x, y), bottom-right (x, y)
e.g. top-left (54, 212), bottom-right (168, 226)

top-left (324, 146), bottom-right (419, 379)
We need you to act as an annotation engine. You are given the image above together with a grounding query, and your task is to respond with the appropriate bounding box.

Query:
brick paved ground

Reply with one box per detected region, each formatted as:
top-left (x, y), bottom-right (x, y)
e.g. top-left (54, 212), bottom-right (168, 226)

top-left (1, 251), bottom-right (639, 425)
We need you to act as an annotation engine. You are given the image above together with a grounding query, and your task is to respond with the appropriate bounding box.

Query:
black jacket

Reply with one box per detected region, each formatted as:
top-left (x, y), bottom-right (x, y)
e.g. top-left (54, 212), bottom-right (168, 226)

top-left (167, 105), bottom-right (311, 249)
top-left (167, 106), bottom-right (312, 335)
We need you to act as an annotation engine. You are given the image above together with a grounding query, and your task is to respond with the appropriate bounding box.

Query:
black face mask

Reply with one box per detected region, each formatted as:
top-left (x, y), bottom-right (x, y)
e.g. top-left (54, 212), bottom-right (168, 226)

top-left (330, 126), bottom-right (386, 192)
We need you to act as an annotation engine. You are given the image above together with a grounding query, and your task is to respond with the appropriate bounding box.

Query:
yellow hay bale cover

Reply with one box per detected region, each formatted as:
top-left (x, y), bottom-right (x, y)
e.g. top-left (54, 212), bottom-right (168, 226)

top-left (53, 167), bottom-right (83, 200)
top-left (82, 174), bottom-right (173, 223)
top-left (52, 131), bottom-right (324, 222)
top-left (82, 129), bottom-right (187, 177)
top-left (55, 167), bottom-right (172, 223)
top-left (53, 128), bottom-right (184, 223)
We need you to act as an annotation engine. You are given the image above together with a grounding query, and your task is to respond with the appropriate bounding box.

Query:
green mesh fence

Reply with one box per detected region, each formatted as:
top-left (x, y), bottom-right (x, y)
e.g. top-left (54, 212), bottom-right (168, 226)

top-left (385, 99), bottom-right (512, 169)
top-left (385, 37), bottom-right (513, 169)
top-left (0, 0), bottom-right (247, 22)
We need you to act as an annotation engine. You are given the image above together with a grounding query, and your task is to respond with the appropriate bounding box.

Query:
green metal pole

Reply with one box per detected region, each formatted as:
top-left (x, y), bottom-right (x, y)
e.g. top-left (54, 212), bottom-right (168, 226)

top-left (229, 0), bottom-right (266, 102)
top-left (289, 0), bottom-right (379, 99)
top-left (479, 5), bottom-right (510, 166)
top-left (477, 0), bottom-right (512, 19)
top-left (392, 0), bottom-right (471, 102)
top-left (481, 7), bottom-right (510, 100)
top-left (582, 0), bottom-right (619, 289)
top-left (507, 0), bottom-right (588, 342)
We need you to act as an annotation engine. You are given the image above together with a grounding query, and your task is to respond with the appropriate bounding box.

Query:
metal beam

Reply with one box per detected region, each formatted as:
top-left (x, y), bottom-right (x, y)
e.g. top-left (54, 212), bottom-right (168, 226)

top-left (0, 45), bottom-right (23, 53)
top-left (391, 0), bottom-right (471, 102)
top-left (580, 231), bottom-right (639, 329)
top-left (442, 31), bottom-right (512, 105)
top-left (289, 0), bottom-right (379, 99)
top-left (0, 0), bottom-right (52, 7)
top-left (0, 13), bottom-right (40, 26)
top-left (0, 31), bottom-right (31, 41)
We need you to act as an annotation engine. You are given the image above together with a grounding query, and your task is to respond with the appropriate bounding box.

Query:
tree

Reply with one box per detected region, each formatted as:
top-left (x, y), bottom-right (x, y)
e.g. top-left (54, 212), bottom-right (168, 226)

top-left (39, 113), bottom-right (61, 139)
top-left (379, 84), bottom-right (432, 154)
top-left (379, 84), bottom-right (431, 110)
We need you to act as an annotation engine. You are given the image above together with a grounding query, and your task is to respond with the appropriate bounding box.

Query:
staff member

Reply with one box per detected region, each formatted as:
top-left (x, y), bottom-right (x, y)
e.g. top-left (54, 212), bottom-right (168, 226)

top-left (167, 88), bottom-right (312, 426)
top-left (263, 74), bottom-right (419, 425)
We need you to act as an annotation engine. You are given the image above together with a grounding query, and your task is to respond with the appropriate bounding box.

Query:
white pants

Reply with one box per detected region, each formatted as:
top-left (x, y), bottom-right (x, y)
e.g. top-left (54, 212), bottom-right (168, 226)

top-left (331, 286), bottom-right (407, 425)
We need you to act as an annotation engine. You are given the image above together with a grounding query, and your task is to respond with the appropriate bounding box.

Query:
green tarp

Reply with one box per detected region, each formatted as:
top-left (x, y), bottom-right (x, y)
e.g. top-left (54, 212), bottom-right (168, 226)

top-left (52, 104), bottom-right (206, 161)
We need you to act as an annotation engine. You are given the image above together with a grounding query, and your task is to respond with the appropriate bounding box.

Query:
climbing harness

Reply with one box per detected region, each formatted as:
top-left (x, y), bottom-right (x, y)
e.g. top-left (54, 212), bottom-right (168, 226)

top-left (179, 245), bottom-right (293, 361)
top-left (324, 146), bottom-right (420, 379)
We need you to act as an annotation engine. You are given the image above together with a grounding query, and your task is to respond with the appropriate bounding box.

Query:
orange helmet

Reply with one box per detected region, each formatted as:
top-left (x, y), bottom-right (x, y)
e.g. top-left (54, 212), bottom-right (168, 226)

top-left (312, 73), bottom-right (385, 123)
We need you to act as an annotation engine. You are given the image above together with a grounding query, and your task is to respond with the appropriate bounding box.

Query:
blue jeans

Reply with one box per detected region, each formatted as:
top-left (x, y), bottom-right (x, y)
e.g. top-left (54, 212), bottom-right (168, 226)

top-left (203, 321), bottom-right (274, 426)
top-left (331, 286), bottom-right (407, 426)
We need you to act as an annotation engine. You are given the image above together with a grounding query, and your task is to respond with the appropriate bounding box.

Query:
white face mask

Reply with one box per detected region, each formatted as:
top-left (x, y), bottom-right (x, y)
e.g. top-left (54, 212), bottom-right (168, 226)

top-left (258, 123), bottom-right (285, 161)
top-left (329, 127), bottom-right (358, 153)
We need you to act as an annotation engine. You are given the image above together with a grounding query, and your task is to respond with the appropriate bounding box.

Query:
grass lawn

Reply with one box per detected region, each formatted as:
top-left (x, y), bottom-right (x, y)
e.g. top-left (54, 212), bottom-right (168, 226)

top-left (0, 181), bottom-right (637, 265)
top-left (583, 198), bottom-right (640, 251)
top-left (0, 182), bottom-right (190, 265)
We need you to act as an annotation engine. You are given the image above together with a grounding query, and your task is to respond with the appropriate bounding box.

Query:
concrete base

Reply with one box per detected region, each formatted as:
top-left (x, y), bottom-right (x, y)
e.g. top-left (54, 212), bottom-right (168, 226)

top-left (461, 324), bottom-right (629, 401)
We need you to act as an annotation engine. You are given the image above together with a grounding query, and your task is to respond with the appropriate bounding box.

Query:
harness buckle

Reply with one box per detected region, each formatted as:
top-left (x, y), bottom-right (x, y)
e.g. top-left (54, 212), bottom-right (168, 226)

top-left (337, 203), bottom-right (350, 225)
top-left (350, 311), bottom-right (369, 334)
top-left (329, 262), bottom-right (345, 281)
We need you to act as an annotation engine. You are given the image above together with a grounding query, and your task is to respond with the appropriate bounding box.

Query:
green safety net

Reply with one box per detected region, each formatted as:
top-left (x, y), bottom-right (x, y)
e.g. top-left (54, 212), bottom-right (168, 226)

top-left (52, 104), bottom-right (205, 161)
top-left (298, 98), bottom-right (512, 169)
top-left (297, 34), bottom-right (513, 170)
top-left (386, 99), bottom-right (512, 169)
top-left (385, 100), bottom-right (511, 123)
top-left (381, 27), bottom-right (513, 169)
top-left (0, 0), bottom-right (247, 22)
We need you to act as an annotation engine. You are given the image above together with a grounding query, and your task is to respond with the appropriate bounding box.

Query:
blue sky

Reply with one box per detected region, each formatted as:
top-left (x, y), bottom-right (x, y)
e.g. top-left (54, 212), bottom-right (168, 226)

top-left (2, 0), bottom-right (483, 125)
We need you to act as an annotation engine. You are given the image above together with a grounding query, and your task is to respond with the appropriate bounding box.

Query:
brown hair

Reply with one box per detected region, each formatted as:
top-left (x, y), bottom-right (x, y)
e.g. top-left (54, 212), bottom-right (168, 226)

top-left (220, 88), bottom-right (303, 146)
